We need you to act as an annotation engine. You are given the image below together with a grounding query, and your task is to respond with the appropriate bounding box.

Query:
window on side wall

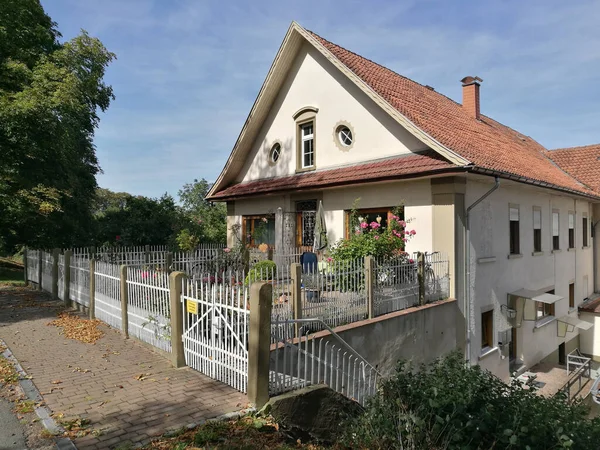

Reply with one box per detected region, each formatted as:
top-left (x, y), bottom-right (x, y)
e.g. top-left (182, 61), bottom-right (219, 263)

top-left (583, 214), bottom-right (589, 247)
top-left (481, 310), bottom-right (494, 350)
top-left (509, 205), bottom-right (520, 255)
top-left (536, 290), bottom-right (555, 320)
top-left (568, 212), bottom-right (575, 249)
top-left (242, 216), bottom-right (275, 247)
top-left (552, 210), bottom-right (560, 250)
top-left (533, 207), bottom-right (542, 252)
top-left (569, 283), bottom-right (575, 309)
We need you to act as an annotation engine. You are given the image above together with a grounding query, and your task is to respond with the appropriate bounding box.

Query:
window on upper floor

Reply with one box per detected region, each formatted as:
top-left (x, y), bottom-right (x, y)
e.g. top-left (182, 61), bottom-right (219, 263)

top-left (568, 212), bottom-right (575, 249)
top-left (552, 210), bottom-right (560, 250)
top-left (583, 214), bottom-right (589, 247)
top-left (536, 289), bottom-right (556, 320)
top-left (293, 106), bottom-right (318, 173)
top-left (300, 122), bottom-right (314, 169)
top-left (509, 205), bottom-right (520, 255)
top-left (533, 207), bottom-right (542, 252)
top-left (569, 283), bottom-right (575, 309)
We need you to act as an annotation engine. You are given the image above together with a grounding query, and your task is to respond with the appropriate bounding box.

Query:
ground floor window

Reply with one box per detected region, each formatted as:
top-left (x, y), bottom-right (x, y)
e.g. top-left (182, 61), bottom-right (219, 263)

top-left (344, 207), bottom-right (404, 238)
top-left (242, 215), bottom-right (275, 247)
top-left (296, 200), bottom-right (317, 247)
top-left (481, 310), bottom-right (494, 350)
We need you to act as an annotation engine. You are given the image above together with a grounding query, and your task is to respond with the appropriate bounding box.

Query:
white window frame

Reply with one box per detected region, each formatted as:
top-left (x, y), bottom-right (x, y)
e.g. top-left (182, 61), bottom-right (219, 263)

top-left (568, 212), bottom-right (575, 249)
top-left (552, 210), bottom-right (560, 250)
top-left (301, 122), bottom-right (314, 169)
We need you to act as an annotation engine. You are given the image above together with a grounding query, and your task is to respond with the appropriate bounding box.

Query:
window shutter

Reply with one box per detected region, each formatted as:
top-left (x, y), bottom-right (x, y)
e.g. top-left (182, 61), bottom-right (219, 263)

top-left (569, 213), bottom-right (575, 229)
top-left (533, 209), bottom-right (541, 229)
top-left (509, 207), bottom-right (519, 221)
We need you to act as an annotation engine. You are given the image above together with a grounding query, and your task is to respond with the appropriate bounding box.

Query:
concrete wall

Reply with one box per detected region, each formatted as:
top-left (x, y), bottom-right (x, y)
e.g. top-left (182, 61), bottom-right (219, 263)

top-left (466, 177), bottom-right (595, 379)
top-left (270, 299), bottom-right (458, 380)
top-left (580, 312), bottom-right (600, 361)
top-left (236, 42), bottom-right (427, 183)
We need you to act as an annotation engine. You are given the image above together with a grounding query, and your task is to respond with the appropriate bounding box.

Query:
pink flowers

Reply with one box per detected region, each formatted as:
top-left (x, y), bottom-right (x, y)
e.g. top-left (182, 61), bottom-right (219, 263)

top-left (393, 230), bottom-right (402, 238)
top-left (370, 222), bottom-right (380, 229)
top-left (410, 230), bottom-right (416, 236)
top-left (374, 235), bottom-right (380, 240)
top-left (327, 257), bottom-right (333, 263)
top-left (355, 230), bottom-right (361, 235)
top-left (360, 222), bottom-right (369, 229)
top-left (261, 217), bottom-right (268, 223)
top-left (398, 220), bottom-right (407, 227)
top-left (223, 247), bottom-right (231, 253)
top-left (409, 258), bottom-right (415, 264)
top-left (141, 271), bottom-right (149, 279)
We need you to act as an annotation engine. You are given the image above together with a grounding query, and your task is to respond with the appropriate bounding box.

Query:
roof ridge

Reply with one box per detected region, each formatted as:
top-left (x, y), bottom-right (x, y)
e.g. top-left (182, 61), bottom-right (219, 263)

top-left (550, 143), bottom-right (600, 153)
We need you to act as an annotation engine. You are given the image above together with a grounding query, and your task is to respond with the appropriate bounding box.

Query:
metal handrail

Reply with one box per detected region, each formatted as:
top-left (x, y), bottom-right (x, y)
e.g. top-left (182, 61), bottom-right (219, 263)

top-left (272, 317), bottom-right (381, 376)
top-left (560, 357), bottom-right (591, 402)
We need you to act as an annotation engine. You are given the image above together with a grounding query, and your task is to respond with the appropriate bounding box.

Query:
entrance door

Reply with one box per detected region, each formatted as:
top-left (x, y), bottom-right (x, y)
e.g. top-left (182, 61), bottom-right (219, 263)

top-left (559, 342), bottom-right (566, 365)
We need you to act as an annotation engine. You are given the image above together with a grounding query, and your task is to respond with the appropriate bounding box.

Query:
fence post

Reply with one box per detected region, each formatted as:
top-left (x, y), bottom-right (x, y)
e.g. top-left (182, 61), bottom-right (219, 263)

top-left (248, 282), bottom-right (272, 408)
top-left (418, 252), bottom-right (426, 306)
top-left (145, 245), bottom-right (151, 264)
top-left (89, 258), bottom-right (95, 319)
top-left (120, 265), bottom-right (129, 338)
top-left (23, 247), bottom-right (28, 286)
top-left (169, 271), bottom-right (186, 368)
top-left (291, 263), bottom-right (302, 337)
top-left (165, 252), bottom-right (173, 274)
top-left (365, 256), bottom-right (375, 319)
top-left (37, 250), bottom-right (42, 290)
top-left (64, 250), bottom-right (72, 308)
top-left (51, 248), bottom-right (60, 299)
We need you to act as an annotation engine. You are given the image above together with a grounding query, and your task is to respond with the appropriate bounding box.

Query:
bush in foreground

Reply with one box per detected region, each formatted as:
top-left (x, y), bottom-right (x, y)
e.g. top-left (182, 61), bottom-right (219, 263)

top-left (344, 352), bottom-right (600, 449)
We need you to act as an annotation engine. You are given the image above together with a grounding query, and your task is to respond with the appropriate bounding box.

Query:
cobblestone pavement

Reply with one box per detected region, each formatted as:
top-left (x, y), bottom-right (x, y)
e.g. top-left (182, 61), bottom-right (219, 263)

top-left (0, 286), bottom-right (247, 449)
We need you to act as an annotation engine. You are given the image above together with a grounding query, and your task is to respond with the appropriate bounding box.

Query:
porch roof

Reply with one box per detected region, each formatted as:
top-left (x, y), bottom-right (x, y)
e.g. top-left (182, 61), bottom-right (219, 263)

top-left (209, 150), bottom-right (456, 200)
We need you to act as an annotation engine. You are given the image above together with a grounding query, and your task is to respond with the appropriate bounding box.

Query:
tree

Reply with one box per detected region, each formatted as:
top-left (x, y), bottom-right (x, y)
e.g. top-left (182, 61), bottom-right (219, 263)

top-left (177, 179), bottom-right (227, 248)
top-left (0, 0), bottom-right (115, 252)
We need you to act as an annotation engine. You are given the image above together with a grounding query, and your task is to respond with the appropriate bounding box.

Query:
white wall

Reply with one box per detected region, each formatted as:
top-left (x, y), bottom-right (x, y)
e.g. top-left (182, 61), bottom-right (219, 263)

top-left (466, 178), bottom-right (595, 379)
top-left (236, 42), bottom-right (427, 183)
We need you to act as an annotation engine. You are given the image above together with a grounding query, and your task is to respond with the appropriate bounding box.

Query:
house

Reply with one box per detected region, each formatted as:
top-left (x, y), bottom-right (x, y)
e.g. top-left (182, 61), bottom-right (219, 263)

top-left (206, 22), bottom-right (600, 380)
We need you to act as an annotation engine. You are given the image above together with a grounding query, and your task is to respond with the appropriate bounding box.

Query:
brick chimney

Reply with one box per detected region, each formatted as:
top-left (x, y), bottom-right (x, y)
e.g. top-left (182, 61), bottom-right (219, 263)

top-left (461, 76), bottom-right (483, 120)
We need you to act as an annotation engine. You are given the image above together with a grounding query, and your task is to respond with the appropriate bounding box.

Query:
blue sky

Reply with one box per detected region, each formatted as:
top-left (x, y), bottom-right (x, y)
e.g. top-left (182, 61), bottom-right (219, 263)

top-left (41, 0), bottom-right (600, 199)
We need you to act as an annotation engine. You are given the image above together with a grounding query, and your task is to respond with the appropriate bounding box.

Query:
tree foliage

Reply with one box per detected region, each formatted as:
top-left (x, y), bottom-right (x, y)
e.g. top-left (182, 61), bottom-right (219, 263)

top-left (346, 352), bottom-right (600, 449)
top-left (0, 0), bottom-right (115, 252)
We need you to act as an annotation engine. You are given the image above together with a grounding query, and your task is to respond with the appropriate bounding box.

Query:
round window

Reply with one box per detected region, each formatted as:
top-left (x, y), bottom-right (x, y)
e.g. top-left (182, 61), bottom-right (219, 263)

top-left (270, 143), bottom-right (281, 163)
top-left (337, 126), bottom-right (353, 146)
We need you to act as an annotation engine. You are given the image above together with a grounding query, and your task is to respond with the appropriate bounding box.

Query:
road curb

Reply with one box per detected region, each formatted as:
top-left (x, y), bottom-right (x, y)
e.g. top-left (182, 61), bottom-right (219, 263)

top-left (1, 339), bottom-right (77, 450)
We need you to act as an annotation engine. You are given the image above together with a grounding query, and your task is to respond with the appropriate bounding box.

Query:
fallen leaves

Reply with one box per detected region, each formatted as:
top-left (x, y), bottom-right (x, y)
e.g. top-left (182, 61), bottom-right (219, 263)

top-left (0, 355), bottom-right (19, 384)
top-left (134, 373), bottom-right (152, 381)
top-left (48, 312), bottom-right (104, 344)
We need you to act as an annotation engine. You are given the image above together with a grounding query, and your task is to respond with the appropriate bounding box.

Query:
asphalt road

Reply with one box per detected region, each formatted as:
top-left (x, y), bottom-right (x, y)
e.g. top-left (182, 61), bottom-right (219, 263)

top-left (0, 398), bottom-right (26, 450)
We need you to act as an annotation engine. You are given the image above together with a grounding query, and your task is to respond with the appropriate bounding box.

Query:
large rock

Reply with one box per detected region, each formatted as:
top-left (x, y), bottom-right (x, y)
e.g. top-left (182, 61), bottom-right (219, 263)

top-left (260, 385), bottom-right (364, 443)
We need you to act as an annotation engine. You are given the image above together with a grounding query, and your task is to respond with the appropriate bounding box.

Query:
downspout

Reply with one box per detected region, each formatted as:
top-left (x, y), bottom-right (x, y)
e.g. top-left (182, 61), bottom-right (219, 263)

top-left (465, 177), bottom-right (500, 365)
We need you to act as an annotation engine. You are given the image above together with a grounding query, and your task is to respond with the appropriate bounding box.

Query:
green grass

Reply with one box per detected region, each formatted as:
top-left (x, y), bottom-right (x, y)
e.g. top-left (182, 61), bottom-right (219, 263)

top-left (0, 257), bottom-right (25, 286)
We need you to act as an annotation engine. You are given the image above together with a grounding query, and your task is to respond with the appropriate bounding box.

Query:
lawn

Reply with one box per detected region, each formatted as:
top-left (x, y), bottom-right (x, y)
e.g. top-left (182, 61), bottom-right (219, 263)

top-left (0, 257), bottom-right (25, 286)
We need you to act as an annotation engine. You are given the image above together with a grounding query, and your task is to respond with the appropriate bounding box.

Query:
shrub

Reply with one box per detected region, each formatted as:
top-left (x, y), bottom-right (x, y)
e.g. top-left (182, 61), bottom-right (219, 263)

top-left (344, 352), bottom-right (600, 449)
top-left (245, 260), bottom-right (277, 286)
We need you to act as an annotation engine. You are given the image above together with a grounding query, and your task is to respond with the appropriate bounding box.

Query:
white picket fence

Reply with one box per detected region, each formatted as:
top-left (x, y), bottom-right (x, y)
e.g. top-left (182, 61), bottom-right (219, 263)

top-left (126, 267), bottom-right (171, 353)
top-left (94, 261), bottom-right (122, 330)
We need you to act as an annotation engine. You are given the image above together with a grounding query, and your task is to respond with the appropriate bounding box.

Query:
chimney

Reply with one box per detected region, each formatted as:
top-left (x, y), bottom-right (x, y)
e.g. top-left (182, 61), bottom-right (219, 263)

top-left (461, 76), bottom-right (483, 120)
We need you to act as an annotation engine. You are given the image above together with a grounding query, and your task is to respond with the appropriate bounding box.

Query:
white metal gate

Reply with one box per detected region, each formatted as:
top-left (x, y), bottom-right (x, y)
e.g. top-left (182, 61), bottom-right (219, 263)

top-left (181, 276), bottom-right (250, 393)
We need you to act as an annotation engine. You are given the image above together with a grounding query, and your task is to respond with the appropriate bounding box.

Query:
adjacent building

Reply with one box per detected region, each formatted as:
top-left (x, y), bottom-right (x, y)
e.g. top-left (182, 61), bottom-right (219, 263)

top-left (207, 22), bottom-right (600, 380)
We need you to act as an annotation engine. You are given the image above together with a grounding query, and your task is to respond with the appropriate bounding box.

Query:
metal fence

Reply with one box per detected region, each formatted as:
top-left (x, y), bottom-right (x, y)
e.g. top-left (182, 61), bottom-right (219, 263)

top-left (26, 249), bottom-right (40, 284)
top-left (424, 252), bottom-right (450, 302)
top-left (70, 255), bottom-right (90, 307)
top-left (57, 254), bottom-right (65, 301)
top-left (374, 256), bottom-right (419, 315)
top-left (270, 318), bottom-right (379, 405)
top-left (126, 267), bottom-right (171, 353)
top-left (41, 251), bottom-right (53, 291)
top-left (94, 261), bottom-right (122, 330)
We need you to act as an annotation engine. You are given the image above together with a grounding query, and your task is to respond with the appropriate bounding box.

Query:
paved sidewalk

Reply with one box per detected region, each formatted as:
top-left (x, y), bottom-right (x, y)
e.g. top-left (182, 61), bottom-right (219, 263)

top-left (0, 287), bottom-right (247, 449)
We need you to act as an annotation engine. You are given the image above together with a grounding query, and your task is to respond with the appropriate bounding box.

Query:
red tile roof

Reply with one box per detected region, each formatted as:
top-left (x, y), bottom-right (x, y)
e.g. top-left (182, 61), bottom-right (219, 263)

top-left (579, 295), bottom-right (600, 313)
top-left (309, 31), bottom-right (596, 198)
top-left (211, 151), bottom-right (455, 199)
top-left (547, 144), bottom-right (600, 193)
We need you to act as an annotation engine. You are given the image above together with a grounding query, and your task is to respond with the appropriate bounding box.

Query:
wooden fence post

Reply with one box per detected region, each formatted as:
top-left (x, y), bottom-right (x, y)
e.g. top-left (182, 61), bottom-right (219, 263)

top-left (64, 250), bottom-right (72, 308)
top-left (23, 247), bottom-right (28, 286)
top-left (418, 252), bottom-right (426, 306)
top-left (365, 256), bottom-right (375, 319)
top-left (51, 248), bottom-right (60, 299)
top-left (248, 282), bottom-right (272, 408)
top-left (120, 265), bottom-right (129, 338)
top-left (291, 263), bottom-right (302, 337)
top-left (37, 250), bottom-right (42, 291)
top-left (89, 258), bottom-right (95, 319)
top-left (169, 271), bottom-right (186, 368)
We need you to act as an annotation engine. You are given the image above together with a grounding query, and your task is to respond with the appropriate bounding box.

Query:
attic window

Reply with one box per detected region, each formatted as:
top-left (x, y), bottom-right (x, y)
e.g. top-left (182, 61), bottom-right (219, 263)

top-left (337, 126), bottom-right (353, 146)
top-left (270, 143), bottom-right (281, 164)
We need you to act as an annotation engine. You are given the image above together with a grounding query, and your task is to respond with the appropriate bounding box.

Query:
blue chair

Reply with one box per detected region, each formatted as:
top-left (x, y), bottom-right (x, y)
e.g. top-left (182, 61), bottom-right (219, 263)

top-left (300, 252), bottom-right (318, 274)
top-left (300, 252), bottom-right (320, 302)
